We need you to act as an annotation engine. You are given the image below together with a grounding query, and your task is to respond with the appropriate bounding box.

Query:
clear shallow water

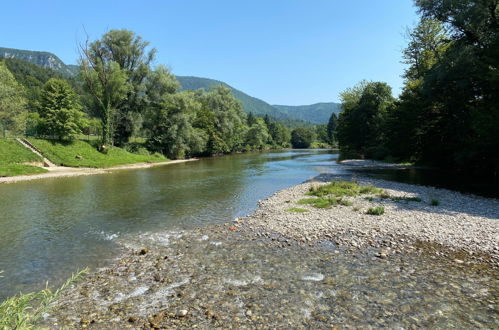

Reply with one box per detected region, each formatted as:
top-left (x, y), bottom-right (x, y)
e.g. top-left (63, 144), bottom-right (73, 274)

top-left (43, 229), bottom-right (499, 328)
top-left (0, 150), bottom-right (338, 299)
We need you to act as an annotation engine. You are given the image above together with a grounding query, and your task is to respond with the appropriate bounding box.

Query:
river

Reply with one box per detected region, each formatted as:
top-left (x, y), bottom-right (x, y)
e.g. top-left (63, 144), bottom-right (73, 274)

top-left (2, 149), bottom-right (497, 328)
top-left (0, 150), bottom-right (339, 299)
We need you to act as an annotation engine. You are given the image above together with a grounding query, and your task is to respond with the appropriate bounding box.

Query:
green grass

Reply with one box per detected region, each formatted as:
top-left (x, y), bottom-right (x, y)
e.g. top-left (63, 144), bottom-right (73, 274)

top-left (0, 269), bottom-right (87, 329)
top-left (27, 138), bottom-right (167, 168)
top-left (308, 180), bottom-right (382, 197)
top-left (298, 196), bottom-right (352, 209)
top-left (286, 207), bottom-right (309, 213)
top-left (0, 139), bottom-right (48, 177)
top-left (377, 191), bottom-right (422, 202)
top-left (366, 206), bottom-right (385, 215)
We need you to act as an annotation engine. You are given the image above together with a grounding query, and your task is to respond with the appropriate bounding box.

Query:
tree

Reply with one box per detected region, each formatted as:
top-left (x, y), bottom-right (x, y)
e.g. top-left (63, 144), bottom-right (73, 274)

top-left (245, 117), bottom-right (269, 149)
top-left (145, 91), bottom-right (205, 159)
top-left (0, 62), bottom-right (27, 137)
top-left (80, 29), bottom-right (155, 147)
top-left (268, 122), bottom-right (291, 147)
top-left (336, 81), bottom-right (394, 158)
top-left (326, 113), bottom-right (338, 145)
top-left (38, 78), bottom-right (86, 140)
top-left (291, 128), bottom-right (315, 148)
top-left (198, 85), bottom-right (247, 154)
top-left (397, 0), bottom-right (499, 175)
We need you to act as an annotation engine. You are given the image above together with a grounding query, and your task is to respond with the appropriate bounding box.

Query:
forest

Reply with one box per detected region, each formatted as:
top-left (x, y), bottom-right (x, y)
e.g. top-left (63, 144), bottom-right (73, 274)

top-left (335, 0), bottom-right (498, 179)
top-left (0, 32), bottom-right (333, 161)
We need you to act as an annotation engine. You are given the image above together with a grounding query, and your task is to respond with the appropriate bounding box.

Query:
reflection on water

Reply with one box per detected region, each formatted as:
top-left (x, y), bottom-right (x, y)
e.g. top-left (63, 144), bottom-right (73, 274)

top-left (0, 150), bottom-right (336, 299)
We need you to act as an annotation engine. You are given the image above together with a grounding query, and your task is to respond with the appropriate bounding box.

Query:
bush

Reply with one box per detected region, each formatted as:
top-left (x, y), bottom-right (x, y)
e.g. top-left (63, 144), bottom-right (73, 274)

top-left (431, 199), bottom-right (440, 206)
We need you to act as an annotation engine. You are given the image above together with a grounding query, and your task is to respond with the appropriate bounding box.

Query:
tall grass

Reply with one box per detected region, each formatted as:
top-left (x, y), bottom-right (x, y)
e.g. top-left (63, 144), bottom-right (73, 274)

top-left (0, 269), bottom-right (87, 329)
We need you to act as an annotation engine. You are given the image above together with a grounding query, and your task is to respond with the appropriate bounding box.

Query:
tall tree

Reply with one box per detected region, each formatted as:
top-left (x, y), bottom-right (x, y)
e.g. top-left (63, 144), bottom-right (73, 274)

top-left (145, 91), bottom-right (205, 159)
top-left (326, 112), bottom-right (338, 145)
top-left (80, 29), bottom-right (155, 147)
top-left (245, 117), bottom-right (269, 149)
top-left (38, 78), bottom-right (86, 140)
top-left (198, 85), bottom-right (247, 155)
top-left (336, 81), bottom-right (394, 158)
top-left (0, 62), bottom-right (27, 137)
top-left (291, 127), bottom-right (315, 148)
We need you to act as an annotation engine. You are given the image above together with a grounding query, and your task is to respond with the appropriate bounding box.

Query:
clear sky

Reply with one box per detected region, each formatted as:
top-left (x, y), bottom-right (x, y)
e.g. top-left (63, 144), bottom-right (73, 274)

top-left (1, 0), bottom-right (419, 105)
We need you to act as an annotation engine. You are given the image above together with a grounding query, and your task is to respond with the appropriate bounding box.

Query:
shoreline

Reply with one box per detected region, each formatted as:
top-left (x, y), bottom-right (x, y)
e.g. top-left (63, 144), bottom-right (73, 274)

top-left (0, 159), bottom-right (198, 184)
top-left (35, 173), bottom-right (499, 328)
top-left (240, 174), bottom-right (499, 260)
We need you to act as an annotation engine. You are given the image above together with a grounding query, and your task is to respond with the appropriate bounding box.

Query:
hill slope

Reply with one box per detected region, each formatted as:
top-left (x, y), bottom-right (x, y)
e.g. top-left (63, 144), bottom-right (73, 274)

top-left (273, 103), bottom-right (341, 124)
top-left (0, 46), bottom-right (338, 124)
top-left (176, 76), bottom-right (292, 120)
top-left (0, 47), bottom-right (76, 77)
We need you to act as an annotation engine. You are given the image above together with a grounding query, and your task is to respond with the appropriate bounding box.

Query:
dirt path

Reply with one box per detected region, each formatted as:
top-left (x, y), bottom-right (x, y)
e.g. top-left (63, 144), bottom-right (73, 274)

top-left (0, 159), bottom-right (198, 184)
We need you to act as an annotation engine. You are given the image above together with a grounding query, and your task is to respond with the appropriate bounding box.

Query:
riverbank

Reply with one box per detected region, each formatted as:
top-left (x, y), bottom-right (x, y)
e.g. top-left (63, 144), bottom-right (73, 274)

top-left (0, 159), bottom-right (198, 184)
top-left (37, 175), bottom-right (498, 328)
top-left (242, 174), bottom-right (499, 260)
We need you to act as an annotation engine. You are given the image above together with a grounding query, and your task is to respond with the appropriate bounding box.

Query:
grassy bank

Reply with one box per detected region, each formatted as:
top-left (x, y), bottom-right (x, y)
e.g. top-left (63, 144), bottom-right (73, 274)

top-left (27, 139), bottom-right (167, 168)
top-left (0, 139), bottom-right (48, 177)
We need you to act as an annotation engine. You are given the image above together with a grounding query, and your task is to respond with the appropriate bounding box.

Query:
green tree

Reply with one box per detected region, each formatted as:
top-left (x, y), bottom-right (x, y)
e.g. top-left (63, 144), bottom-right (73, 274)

top-left (145, 91), bottom-right (205, 159)
top-left (80, 29), bottom-right (155, 147)
top-left (268, 122), bottom-right (291, 147)
top-left (336, 81), bottom-right (394, 158)
top-left (291, 127), bottom-right (315, 148)
top-left (38, 78), bottom-right (86, 140)
top-left (198, 85), bottom-right (247, 155)
top-left (402, 0), bottom-right (499, 175)
top-left (245, 117), bottom-right (270, 149)
top-left (326, 113), bottom-right (338, 145)
top-left (0, 62), bottom-right (27, 137)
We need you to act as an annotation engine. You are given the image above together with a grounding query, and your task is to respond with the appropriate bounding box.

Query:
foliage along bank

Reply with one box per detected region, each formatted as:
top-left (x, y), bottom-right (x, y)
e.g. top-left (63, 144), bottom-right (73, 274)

top-left (0, 30), bottom-right (331, 163)
top-left (333, 0), bottom-right (498, 179)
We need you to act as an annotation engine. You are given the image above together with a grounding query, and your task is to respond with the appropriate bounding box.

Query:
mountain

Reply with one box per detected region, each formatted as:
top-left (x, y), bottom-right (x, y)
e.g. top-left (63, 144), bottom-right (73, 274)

top-left (0, 46), bottom-right (339, 124)
top-left (0, 47), bottom-right (76, 77)
top-left (176, 76), bottom-right (292, 120)
top-left (273, 103), bottom-right (341, 124)
top-left (176, 76), bottom-right (339, 124)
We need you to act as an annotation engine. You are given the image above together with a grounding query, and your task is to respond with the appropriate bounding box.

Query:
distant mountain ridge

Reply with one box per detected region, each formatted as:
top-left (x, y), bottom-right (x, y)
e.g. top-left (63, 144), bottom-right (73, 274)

top-left (0, 46), bottom-right (340, 124)
top-left (273, 103), bottom-right (341, 124)
top-left (176, 76), bottom-right (340, 124)
top-left (176, 76), bottom-right (292, 120)
top-left (0, 47), bottom-right (77, 77)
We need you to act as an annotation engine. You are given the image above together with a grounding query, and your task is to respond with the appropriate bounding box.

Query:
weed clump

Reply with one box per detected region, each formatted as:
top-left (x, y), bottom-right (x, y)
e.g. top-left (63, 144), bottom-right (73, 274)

top-left (286, 207), bottom-right (309, 213)
top-left (366, 206), bottom-right (385, 215)
top-left (308, 180), bottom-right (381, 198)
top-left (431, 199), bottom-right (440, 206)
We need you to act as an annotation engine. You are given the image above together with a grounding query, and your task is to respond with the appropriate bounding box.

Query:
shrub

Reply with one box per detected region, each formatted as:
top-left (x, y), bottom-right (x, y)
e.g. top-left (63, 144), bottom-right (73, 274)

top-left (431, 199), bottom-right (440, 206)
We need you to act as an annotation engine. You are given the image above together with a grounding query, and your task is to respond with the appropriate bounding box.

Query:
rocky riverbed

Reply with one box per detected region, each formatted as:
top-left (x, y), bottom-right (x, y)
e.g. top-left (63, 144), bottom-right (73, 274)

top-left (243, 174), bottom-right (499, 262)
top-left (40, 176), bottom-right (499, 329)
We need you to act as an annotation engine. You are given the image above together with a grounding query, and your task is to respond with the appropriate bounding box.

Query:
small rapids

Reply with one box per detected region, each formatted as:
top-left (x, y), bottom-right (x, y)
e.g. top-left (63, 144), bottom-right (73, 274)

top-left (41, 226), bottom-right (498, 329)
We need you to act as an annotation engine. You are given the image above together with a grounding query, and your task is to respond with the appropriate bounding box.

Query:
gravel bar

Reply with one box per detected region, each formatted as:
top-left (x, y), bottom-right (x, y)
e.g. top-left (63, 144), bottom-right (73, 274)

top-left (241, 174), bottom-right (499, 261)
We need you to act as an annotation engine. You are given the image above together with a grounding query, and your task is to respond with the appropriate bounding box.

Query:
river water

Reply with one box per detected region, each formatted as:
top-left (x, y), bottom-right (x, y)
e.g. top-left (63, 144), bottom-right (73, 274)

top-left (0, 150), bottom-right (497, 328)
top-left (0, 150), bottom-right (338, 299)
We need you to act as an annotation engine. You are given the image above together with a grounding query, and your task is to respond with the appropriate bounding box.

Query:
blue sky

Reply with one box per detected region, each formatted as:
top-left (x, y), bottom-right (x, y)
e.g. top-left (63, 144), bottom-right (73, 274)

top-left (1, 0), bottom-right (419, 105)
